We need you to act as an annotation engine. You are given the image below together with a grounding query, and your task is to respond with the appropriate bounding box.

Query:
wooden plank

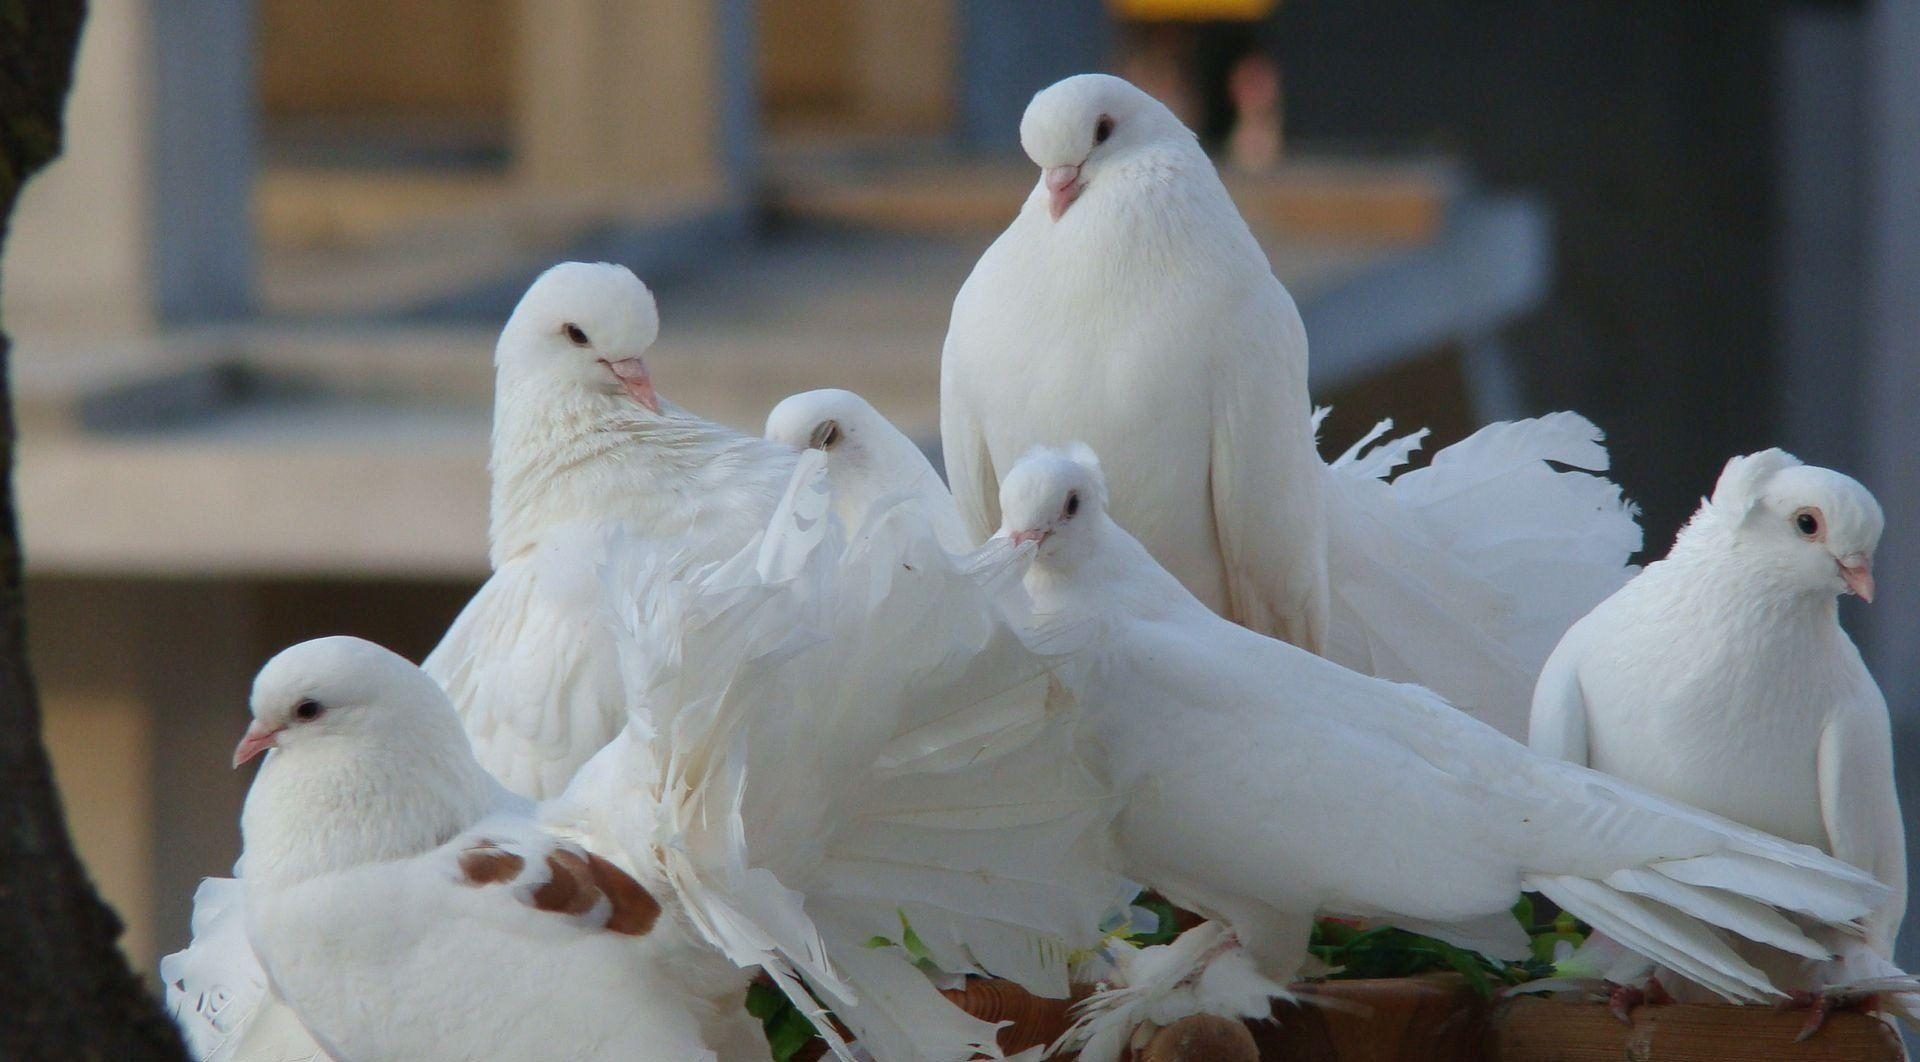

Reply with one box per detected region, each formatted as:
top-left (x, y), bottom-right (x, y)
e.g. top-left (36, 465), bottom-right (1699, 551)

top-left (1489, 997), bottom-right (1904, 1062)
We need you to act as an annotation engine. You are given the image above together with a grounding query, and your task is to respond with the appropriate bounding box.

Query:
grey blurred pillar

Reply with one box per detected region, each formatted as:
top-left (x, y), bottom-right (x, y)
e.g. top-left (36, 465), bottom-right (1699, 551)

top-left (148, 0), bottom-right (255, 322)
top-left (1786, 0), bottom-right (1920, 976)
top-left (958, 0), bottom-right (1113, 152)
top-left (1859, 0), bottom-right (1920, 975)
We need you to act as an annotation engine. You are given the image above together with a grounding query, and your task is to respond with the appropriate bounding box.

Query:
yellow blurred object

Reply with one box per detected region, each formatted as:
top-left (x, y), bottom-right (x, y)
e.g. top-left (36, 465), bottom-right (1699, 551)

top-left (1110, 0), bottom-right (1277, 21)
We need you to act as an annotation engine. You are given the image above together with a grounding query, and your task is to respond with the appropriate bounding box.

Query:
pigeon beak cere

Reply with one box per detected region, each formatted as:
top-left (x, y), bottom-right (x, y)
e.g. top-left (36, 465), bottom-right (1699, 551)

top-left (232, 720), bottom-right (284, 768)
top-left (599, 357), bottom-right (662, 413)
top-left (1043, 164), bottom-right (1083, 220)
top-left (1839, 553), bottom-right (1875, 603)
top-left (1009, 528), bottom-right (1049, 547)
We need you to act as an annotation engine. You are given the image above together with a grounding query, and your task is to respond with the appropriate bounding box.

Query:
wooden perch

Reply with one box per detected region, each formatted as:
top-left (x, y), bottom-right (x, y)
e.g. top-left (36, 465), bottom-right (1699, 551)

top-left (916, 974), bottom-right (1909, 1062)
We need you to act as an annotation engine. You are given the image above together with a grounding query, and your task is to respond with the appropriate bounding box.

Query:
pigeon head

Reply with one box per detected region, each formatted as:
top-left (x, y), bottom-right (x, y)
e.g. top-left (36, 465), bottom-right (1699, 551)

top-left (997, 443), bottom-right (1109, 566)
top-left (764, 387), bottom-right (876, 459)
top-left (238, 636), bottom-right (470, 768)
top-left (1709, 449), bottom-right (1883, 603)
top-left (238, 637), bottom-right (502, 882)
top-left (1020, 73), bottom-right (1194, 221)
top-left (497, 261), bottom-right (664, 414)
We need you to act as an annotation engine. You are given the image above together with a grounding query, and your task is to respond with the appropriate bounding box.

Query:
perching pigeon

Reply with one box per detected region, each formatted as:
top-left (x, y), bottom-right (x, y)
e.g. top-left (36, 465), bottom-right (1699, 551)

top-left (940, 73), bottom-right (1638, 740)
top-left (943, 73), bottom-right (1330, 652)
top-left (424, 261), bottom-right (797, 798)
top-left (765, 387), bottom-right (973, 553)
top-left (226, 637), bottom-right (760, 1062)
top-left (549, 451), bottom-right (1132, 1061)
top-left (988, 445), bottom-right (1888, 1050)
top-left (1532, 450), bottom-right (1908, 1018)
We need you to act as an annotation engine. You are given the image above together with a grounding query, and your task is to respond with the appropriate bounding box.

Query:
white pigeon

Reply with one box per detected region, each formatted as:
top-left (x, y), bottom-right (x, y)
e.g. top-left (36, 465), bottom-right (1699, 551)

top-left (943, 73), bottom-right (1329, 651)
top-left (940, 73), bottom-right (1640, 741)
top-left (1532, 450), bottom-right (1909, 1019)
top-left (548, 451), bottom-right (1133, 1061)
top-left (764, 387), bottom-right (973, 553)
top-left (424, 261), bottom-right (797, 798)
top-left (987, 445), bottom-right (1889, 1052)
top-left (223, 637), bottom-right (759, 1062)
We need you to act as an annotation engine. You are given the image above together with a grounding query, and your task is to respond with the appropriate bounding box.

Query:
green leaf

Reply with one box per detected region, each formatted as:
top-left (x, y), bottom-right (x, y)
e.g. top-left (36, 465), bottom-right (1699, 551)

top-left (745, 982), bottom-right (819, 1062)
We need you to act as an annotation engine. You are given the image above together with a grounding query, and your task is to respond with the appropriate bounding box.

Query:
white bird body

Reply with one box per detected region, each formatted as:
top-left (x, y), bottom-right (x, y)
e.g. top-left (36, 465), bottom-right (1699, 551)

top-left (218, 637), bottom-right (748, 1062)
top-left (942, 74), bottom-right (1327, 650)
top-left (1533, 450), bottom-right (1905, 956)
top-left (764, 388), bottom-right (972, 553)
top-left (994, 447), bottom-right (1887, 1011)
top-left (425, 262), bottom-right (796, 798)
top-left (942, 75), bottom-right (1640, 738)
top-left (162, 877), bottom-right (332, 1062)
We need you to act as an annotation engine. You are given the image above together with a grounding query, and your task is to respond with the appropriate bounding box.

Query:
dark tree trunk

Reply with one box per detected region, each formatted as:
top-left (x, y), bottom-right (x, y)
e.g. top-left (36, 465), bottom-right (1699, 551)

top-left (0, 2), bottom-right (189, 1057)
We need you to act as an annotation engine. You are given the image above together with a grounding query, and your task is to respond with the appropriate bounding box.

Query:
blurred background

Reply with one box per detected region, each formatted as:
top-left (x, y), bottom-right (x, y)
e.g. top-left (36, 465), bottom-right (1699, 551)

top-left (4, 0), bottom-right (1917, 980)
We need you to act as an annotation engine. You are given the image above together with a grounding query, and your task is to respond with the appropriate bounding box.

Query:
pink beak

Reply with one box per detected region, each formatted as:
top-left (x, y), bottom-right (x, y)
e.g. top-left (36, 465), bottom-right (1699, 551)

top-left (1043, 165), bottom-right (1082, 220)
top-left (600, 357), bottom-right (662, 413)
top-left (1840, 554), bottom-right (1875, 603)
top-left (1009, 528), bottom-right (1049, 547)
top-left (232, 720), bottom-right (283, 768)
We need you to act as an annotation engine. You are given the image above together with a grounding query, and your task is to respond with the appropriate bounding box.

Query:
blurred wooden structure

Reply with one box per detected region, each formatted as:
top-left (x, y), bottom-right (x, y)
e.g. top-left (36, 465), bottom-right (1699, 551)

top-left (905, 975), bottom-right (1910, 1061)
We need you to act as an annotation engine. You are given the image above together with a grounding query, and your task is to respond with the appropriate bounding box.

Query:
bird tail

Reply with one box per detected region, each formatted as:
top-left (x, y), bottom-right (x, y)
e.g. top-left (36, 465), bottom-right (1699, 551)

top-left (1525, 826), bottom-right (1887, 1003)
top-left (159, 877), bottom-right (334, 1062)
top-left (608, 451), bottom-right (1132, 1061)
top-left (1317, 410), bottom-right (1641, 740)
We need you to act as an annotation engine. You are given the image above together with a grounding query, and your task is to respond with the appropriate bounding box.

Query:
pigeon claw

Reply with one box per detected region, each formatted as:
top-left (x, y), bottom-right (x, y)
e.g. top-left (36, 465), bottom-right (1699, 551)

top-left (1779, 988), bottom-right (1878, 1042)
top-left (1606, 977), bottom-right (1669, 1025)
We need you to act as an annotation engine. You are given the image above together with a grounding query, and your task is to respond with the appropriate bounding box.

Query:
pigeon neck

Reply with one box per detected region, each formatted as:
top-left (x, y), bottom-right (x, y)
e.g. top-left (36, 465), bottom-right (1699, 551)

top-left (1027, 518), bottom-right (1196, 620)
top-left (240, 734), bottom-right (507, 887)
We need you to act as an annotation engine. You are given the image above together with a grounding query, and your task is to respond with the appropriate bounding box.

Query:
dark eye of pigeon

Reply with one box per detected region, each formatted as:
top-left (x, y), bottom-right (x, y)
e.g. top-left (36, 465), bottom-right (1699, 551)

top-left (1064, 491), bottom-right (1081, 517)
top-left (562, 323), bottom-right (591, 347)
top-left (1094, 115), bottom-right (1115, 145)
top-left (1795, 510), bottom-right (1820, 538)
top-left (293, 699), bottom-right (326, 722)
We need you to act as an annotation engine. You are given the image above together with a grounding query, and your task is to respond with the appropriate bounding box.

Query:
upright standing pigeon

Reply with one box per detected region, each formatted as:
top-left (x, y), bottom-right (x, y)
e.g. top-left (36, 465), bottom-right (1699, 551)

top-left (1532, 450), bottom-right (1908, 1015)
top-left (943, 73), bottom-right (1328, 651)
top-left (765, 388), bottom-right (972, 552)
top-left (987, 445), bottom-right (1886, 1048)
top-left (941, 74), bottom-right (1638, 740)
top-left (228, 638), bottom-right (758, 1062)
top-left (425, 262), bottom-right (797, 797)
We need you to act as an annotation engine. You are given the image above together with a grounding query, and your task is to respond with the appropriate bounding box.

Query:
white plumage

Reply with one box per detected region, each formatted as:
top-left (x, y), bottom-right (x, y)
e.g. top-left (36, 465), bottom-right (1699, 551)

top-left (225, 637), bottom-right (747, 1062)
top-left (765, 388), bottom-right (973, 553)
top-left (552, 451), bottom-right (1133, 1062)
top-left (943, 74), bottom-right (1329, 652)
top-left (940, 73), bottom-right (1638, 739)
top-left (990, 446), bottom-right (1886, 1034)
top-left (162, 877), bottom-right (331, 1062)
top-left (1532, 449), bottom-right (1908, 1003)
top-left (424, 261), bottom-right (797, 798)
top-left (1321, 410), bottom-right (1640, 738)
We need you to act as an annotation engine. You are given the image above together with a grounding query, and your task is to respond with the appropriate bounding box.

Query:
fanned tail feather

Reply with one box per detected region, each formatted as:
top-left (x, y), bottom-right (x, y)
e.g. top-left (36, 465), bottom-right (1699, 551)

top-left (1319, 410), bottom-right (1641, 739)
top-left (597, 452), bottom-right (1129, 1061)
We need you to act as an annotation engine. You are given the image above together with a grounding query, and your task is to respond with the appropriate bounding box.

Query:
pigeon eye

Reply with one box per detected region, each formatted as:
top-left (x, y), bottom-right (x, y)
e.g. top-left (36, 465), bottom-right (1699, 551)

top-left (1794, 509), bottom-right (1821, 539)
top-left (809, 420), bottom-right (843, 450)
top-left (1094, 115), bottom-right (1115, 145)
top-left (293, 699), bottom-right (325, 722)
top-left (1064, 491), bottom-right (1081, 517)
top-left (562, 323), bottom-right (591, 347)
